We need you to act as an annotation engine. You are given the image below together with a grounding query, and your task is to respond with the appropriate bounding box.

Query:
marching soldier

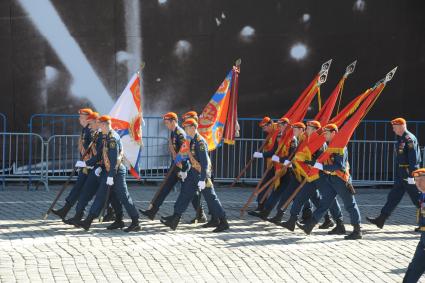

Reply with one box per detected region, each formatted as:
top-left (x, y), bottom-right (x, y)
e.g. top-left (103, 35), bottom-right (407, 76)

top-left (52, 108), bottom-right (94, 220)
top-left (367, 118), bottom-right (421, 229)
top-left (297, 124), bottom-right (362, 240)
top-left (181, 111), bottom-right (209, 224)
top-left (63, 113), bottom-right (104, 226)
top-left (160, 118), bottom-right (229, 232)
top-left (250, 118), bottom-right (298, 220)
top-left (277, 120), bottom-right (342, 231)
top-left (403, 168), bottom-right (425, 283)
top-left (76, 115), bottom-right (141, 232)
top-left (248, 117), bottom-right (281, 215)
top-left (139, 112), bottom-right (205, 222)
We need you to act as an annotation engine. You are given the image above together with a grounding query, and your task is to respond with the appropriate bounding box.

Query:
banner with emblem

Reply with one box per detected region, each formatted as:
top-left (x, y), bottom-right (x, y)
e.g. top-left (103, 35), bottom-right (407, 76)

top-left (109, 72), bottom-right (143, 179)
top-left (198, 61), bottom-right (240, 151)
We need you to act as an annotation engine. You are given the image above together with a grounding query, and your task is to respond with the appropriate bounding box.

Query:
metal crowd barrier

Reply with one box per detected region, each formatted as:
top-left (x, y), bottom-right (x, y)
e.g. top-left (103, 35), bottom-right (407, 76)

top-left (0, 133), bottom-right (47, 190)
top-left (45, 135), bottom-right (170, 188)
top-left (27, 113), bottom-right (425, 143)
top-left (212, 139), bottom-right (402, 186)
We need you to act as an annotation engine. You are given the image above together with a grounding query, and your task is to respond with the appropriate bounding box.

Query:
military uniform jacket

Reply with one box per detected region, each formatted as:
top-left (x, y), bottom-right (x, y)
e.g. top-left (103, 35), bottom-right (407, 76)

top-left (396, 131), bottom-right (421, 178)
top-left (188, 133), bottom-right (211, 182)
top-left (79, 125), bottom-right (92, 160)
top-left (322, 146), bottom-right (351, 183)
top-left (169, 125), bottom-right (186, 161)
top-left (85, 132), bottom-right (104, 167)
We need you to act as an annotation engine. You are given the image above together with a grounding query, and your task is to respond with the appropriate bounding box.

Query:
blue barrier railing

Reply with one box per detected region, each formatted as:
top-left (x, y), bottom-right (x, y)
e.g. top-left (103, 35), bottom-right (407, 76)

top-left (28, 114), bottom-right (425, 142)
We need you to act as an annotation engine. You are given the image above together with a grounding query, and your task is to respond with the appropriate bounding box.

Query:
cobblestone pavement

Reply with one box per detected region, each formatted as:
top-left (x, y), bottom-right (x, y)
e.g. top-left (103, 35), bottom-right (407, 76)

top-left (0, 184), bottom-right (423, 282)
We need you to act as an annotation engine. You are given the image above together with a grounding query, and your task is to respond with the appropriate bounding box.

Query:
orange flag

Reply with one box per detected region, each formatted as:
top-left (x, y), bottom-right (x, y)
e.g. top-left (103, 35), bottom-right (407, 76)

top-left (307, 68), bottom-right (395, 182)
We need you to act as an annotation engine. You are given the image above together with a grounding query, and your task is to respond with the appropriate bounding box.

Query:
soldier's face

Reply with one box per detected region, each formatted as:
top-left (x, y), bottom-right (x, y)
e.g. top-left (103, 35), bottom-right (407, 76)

top-left (164, 119), bottom-right (176, 131)
top-left (79, 115), bottom-right (88, 127)
top-left (293, 128), bottom-right (303, 137)
top-left (88, 120), bottom-right (95, 130)
top-left (262, 124), bottom-right (271, 133)
top-left (306, 126), bottom-right (316, 136)
top-left (278, 123), bottom-right (287, 132)
top-left (184, 126), bottom-right (196, 137)
top-left (392, 124), bottom-right (405, 136)
top-left (324, 130), bottom-right (335, 142)
top-left (415, 176), bottom-right (425, 192)
top-left (100, 122), bottom-right (108, 134)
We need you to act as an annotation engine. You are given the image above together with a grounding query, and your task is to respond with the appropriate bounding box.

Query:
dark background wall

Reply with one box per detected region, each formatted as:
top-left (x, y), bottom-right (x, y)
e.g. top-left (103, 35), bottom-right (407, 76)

top-left (1, 0), bottom-right (424, 131)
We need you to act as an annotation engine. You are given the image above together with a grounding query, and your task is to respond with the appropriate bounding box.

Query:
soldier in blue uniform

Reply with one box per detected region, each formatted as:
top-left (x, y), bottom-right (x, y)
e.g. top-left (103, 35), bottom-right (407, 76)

top-left (249, 118), bottom-right (298, 220)
top-left (248, 117), bottom-right (280, 214)
top-left (279, 121), bottom-right (343, 232)
top-left (139, 112), bottom-right (205, 222)
top-left (52, 108), bottom-right (94, 220)
top-left (297, 124), bottom-right (362, 240)
top-left (160, 118), bottom-right (229, 232)
top-left (76, 115), bottom-right (141, 232)
top-left (367, 118), bottom-right (421, 229)
top-left (63, 113), bottom-right (104, 226)
top-left (403, 168), bottom-right (425, 283)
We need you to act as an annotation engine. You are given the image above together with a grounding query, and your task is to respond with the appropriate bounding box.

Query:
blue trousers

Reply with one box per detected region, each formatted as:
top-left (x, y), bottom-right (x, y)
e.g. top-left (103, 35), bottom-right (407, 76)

top-left (65, 170), bottom-right (89, 206)
top-left (74, 168), bottom-right (101, 213)
top-left (153, 165), bottom-right (201, 211)
top-left (313, 174), bottom-right (361, 225)
top-left (289, 180), bottom-right (342, 220)
top-left (263, 172), bottom-right (293, 211)
top-left (257, 167), bottom-right (275, 205)
top-left (174, 169), bottom-right (225, 218)
top-left (89, 166), bottom-right (139, 219)
top-left (403, 233), bottom-right (425, 283)
top-left (381, 178), bottom-right (420, 217)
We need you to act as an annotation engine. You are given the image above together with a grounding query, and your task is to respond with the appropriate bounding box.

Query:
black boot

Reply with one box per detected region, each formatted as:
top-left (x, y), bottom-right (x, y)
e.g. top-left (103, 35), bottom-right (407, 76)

top-left (139, 206), bottom-right (159, 221)
top-left (202, 216), bottom-right (220, 228)
top-left (190, 209), bottom-right (207, 224)
top-left (63, 211), bottom-right (84, 226)
top-left (344, 224), bottom-right (362, 240)
top-left (259, 209), bottom-right (272, 220)
top-left (52, 202), bottom-right (72, 220)
top-left (78, 214), bottom-right (96, 231)
top-left (296, 218), bottom-right (318, 235)
top-left (366, 214), bottom-right (387, 229)
top-left (280, 215), bottom-right (297, 232)
top-left (328, 219), bottom-right (346, 235)
top-left (106, 217), bottom-right (125, 230)
top-left (300, 208), bottom-right (312, 224)
top-left (213, 217), bottom-right (230, 232)
top-left (103, 207), bottom-right (116, 222)
top-left (318, 213), bottom-right (335, 229)
top-left (160, 214), bottom-right (181, 230)
top-left (267, 210), bottom-right (285, 224)
top-left (247, 203), bottom-right (264, 216)
top-left (124, 218), bottom-right (141, 232)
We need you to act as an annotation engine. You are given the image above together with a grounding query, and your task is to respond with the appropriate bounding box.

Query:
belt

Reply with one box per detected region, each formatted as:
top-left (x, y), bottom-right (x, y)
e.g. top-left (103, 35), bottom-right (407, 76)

top-left (419, 227), bottom-right (425, 232)
top-left (399, 164), bottom-right (409, 168)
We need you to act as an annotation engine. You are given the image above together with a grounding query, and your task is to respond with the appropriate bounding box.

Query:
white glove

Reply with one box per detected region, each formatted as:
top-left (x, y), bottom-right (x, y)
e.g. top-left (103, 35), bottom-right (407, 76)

top-left (313, 162), bottom-right (323, 171)
top-left (271, 155), bottom-right (280, 162)
top-left (408, 177), bottom-right (416, 185)
top-left (178, 171), bottom-right (187, 182)
top-left (198, 181), bottom-right (206, 191)
top-left (75, 161), bottom-right (86, 168)
top-left (253, 152), bottom-right (263, 158)
top-left (95, 167), bottom-right (102, 177)
top-left (283, 160), bottom-right (291, 166)
top-left (106, 177), bottom-right (114, 186)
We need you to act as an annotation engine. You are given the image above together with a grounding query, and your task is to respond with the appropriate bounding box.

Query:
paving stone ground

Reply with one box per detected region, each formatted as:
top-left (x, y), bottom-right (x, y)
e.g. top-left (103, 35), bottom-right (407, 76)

top-left (0, 183), bottom-right (424, 282)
